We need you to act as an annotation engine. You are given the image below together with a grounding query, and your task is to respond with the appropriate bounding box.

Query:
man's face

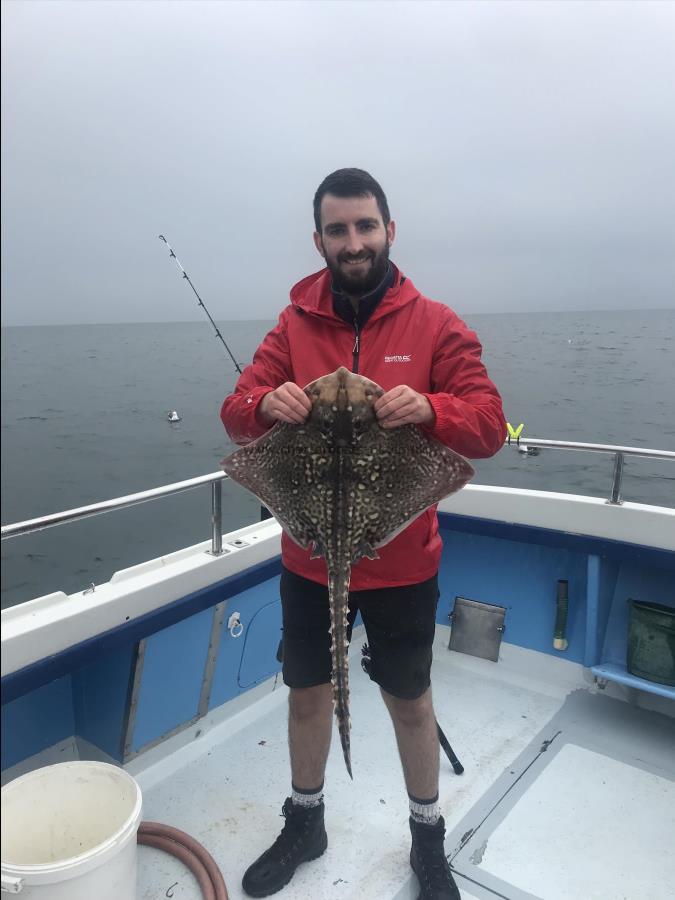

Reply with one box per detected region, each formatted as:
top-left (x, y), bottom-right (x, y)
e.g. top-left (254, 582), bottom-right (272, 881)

top-left (314, 193), bottom-right (396, 297)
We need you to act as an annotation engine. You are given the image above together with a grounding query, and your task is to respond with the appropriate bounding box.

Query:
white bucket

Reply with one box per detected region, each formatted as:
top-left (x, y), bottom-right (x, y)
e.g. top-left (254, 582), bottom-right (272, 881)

top-left (1, 761), bottom-right (142, 899)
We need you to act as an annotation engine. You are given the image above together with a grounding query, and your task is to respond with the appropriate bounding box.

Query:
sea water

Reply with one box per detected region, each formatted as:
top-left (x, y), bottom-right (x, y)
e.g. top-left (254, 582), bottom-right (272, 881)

top-left (1, 309), bottom-right (673, 609)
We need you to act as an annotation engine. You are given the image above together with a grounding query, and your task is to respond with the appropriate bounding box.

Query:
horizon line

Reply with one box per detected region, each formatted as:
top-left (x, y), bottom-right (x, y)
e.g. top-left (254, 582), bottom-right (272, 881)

top-left (2, 306), bottom-right (673, 328)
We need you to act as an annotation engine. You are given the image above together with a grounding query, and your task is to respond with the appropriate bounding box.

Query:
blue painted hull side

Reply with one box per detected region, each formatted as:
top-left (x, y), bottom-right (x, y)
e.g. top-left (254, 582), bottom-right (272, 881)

top-left (437, 527), bottom-right (589, 664)
top-left (3, 520), bottom-right (674, 775)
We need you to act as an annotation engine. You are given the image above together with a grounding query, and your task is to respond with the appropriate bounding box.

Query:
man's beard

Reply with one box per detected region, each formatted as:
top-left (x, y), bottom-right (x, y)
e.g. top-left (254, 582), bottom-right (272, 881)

top-left (326, 242), bottom-right (391, 298)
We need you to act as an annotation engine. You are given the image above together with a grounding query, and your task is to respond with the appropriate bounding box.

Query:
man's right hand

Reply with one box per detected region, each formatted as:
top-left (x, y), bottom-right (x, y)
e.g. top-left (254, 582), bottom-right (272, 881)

top-left (257, 382), bottom-right (312, 426)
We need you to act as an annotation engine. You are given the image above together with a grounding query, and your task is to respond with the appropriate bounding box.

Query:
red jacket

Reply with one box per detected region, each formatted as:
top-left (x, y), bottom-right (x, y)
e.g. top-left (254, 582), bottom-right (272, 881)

top-left (221, 264), bottom-right (506, 589)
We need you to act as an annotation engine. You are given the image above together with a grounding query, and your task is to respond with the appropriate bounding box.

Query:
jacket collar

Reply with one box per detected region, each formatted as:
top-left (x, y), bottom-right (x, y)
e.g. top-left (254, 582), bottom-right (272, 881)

top-left (331, 263), bottom-right (395, 327)
top-left (290, 262), bottom-right (418, 324)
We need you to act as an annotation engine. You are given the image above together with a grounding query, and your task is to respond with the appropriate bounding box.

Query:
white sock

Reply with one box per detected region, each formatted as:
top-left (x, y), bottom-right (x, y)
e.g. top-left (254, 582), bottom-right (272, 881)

top-left (292, 782), bottom-right (324, 808)
top-left (409, 792), bottom-right (441, 825)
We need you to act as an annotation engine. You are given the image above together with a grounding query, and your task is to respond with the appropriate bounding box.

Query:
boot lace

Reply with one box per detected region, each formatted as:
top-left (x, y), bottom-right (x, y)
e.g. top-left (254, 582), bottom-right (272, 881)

top-left (419, 848), bottom-right (453, 893)
top-left (414, 828), bottom-right (459, 898)
top-left (270, 799), bottom-right (314, 865)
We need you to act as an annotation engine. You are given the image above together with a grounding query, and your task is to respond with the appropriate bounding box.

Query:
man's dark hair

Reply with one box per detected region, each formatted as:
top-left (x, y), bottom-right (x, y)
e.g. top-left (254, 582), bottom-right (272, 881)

top-left (313, 168), bottom-right (391, 232)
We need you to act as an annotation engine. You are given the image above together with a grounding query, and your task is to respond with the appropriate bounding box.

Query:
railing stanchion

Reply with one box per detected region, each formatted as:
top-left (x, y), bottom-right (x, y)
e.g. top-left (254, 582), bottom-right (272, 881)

top-left (211, 480), bottom-right (223, 555)
top-left (609, 452), bottom-right (624, 505)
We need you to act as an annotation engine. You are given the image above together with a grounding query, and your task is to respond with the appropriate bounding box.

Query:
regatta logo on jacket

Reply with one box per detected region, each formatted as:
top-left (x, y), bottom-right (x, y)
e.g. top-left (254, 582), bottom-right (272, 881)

top-left (384, 354), bottom-right (412, 363)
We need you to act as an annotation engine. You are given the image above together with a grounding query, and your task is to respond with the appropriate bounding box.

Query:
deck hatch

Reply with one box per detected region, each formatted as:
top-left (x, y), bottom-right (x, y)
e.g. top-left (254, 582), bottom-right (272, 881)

top-left (454, 743), bottom-right (675, 900)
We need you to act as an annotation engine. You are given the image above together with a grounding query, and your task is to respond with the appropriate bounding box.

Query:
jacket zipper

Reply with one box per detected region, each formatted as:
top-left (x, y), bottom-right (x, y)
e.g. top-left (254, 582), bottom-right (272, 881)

top-left (352, 323), bottom-right (361, 373)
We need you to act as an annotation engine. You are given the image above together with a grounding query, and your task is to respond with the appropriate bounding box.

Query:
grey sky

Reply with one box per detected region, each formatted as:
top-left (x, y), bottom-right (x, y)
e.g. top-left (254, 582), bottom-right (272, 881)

top-left (2, 0), bottom-right (674, 326)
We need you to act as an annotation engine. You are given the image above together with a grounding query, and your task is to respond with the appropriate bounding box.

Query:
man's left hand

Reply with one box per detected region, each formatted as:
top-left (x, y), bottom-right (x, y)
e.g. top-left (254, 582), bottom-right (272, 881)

top-left (374, 385), bottom-right (435, 428)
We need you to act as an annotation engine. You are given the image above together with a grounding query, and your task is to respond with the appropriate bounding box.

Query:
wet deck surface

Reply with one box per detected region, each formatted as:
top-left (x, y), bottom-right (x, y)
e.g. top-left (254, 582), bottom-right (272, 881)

top-left (130, 631), bottom-right (675, 900)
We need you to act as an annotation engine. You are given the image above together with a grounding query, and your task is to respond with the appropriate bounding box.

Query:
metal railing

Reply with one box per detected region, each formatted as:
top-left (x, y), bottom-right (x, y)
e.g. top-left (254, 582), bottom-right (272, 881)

top-left (504, 438), bottom-right (675, 504)
top-left (0, 471), bottom-right (231, 554)
top-left (1, 440), bottom-right (674, 549)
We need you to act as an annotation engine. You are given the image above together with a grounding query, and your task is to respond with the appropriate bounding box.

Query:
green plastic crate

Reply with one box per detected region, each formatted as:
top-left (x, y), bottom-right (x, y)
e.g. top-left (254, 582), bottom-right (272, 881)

top-left (627, 599), bottom-right (675, 687)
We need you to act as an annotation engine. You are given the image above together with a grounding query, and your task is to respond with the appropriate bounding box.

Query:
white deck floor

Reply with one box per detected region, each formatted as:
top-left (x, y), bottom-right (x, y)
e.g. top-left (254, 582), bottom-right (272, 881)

top-left (129, 629), bottom-right (675, 900)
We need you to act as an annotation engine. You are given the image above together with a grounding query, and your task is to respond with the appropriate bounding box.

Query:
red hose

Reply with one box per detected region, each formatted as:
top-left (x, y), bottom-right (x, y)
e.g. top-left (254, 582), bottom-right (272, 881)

top-left (138, 821), bottom-right (229, 900)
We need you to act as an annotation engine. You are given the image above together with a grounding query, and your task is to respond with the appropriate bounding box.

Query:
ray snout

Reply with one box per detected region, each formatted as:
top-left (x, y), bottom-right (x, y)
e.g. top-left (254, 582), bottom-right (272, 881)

top-left (304, 368), bottom-right (384, 411)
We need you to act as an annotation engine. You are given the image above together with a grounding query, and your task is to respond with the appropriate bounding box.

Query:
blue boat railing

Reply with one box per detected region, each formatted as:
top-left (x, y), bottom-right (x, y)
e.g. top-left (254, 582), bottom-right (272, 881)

top-left (1, 440), bottom-right (673, 551)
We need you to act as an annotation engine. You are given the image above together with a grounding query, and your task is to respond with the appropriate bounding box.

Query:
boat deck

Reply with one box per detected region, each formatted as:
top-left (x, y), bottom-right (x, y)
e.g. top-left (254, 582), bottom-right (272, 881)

top-left (128, 628), bottom-right (675, 900)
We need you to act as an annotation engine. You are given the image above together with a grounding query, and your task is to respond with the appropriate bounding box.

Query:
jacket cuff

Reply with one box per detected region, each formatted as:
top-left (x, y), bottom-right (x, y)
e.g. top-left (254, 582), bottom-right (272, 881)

top-left (232, 387), bottom-right (275, 443)
top-left (420, 392), bottom-right (442, 434)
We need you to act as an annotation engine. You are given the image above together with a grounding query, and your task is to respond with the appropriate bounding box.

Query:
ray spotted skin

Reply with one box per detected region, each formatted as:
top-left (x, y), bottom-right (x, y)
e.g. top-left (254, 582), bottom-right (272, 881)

top-left (221, 367), bottom-right (474, 777)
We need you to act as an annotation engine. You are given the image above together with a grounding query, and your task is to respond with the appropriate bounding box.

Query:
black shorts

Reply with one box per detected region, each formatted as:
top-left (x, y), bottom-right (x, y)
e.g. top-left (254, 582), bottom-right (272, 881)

top-left (279, 566), bottom-right (440, 700)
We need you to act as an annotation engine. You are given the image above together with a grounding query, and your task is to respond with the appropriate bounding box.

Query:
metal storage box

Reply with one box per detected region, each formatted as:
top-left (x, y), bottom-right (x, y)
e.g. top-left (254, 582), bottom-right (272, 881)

top-left (448, 596), bottom-right (506, 662)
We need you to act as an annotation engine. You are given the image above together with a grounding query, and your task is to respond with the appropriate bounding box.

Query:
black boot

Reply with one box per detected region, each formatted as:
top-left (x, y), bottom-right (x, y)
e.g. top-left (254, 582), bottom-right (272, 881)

top-left (242, 798), bottom-right (328, 897)
top-left (409, 816), bottom-right (461, 900)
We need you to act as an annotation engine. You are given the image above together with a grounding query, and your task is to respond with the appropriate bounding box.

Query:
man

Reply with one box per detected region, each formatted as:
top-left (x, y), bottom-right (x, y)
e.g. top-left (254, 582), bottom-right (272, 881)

top-left (221, 169), bottom-right (506, 899)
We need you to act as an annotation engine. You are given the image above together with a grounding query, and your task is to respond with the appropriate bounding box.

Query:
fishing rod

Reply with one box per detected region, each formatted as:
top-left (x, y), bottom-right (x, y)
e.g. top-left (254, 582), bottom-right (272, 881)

top-left (158, 234), bottom-right (243, 374)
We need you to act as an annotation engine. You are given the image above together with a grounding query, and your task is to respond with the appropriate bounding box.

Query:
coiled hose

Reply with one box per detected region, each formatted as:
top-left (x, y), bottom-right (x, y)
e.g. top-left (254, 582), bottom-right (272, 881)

top-left (138, 821), bottom-right (229, 900)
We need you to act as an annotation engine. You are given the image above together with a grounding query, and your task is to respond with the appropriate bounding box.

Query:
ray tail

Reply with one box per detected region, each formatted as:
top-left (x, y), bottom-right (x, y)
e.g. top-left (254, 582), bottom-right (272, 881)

top-left (328, 564), bottom-right (352, 779)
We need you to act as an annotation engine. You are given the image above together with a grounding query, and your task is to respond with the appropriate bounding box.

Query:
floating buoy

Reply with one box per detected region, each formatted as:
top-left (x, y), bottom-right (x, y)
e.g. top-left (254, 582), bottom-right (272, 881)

top-left (167, 410), bottom-right (181, 423)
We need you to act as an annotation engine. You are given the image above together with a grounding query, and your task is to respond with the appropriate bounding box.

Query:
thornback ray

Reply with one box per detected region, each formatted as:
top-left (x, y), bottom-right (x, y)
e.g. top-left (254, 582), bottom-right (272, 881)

top-left (221, 367), bottom-right (474, 778)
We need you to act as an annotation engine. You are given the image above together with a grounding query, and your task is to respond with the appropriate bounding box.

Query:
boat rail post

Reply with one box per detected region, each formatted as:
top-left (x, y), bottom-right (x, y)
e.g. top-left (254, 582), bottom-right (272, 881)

top-left (608, 451), bottom-right (624, 505)
top-left (211, 480), bottom-right (224, 555)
